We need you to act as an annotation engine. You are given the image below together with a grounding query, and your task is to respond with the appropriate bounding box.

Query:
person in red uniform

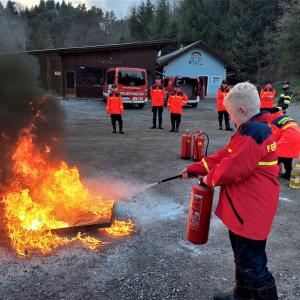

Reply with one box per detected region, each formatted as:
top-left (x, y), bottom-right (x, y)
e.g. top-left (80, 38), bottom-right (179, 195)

top-left (167, 83), bottom-right (188, 132)
top-left (271, 109), bottom-right (300, 180)
top-left (182, 82), bottom-right (279, 300)
top-left (260, 82), bottom-right (275, 112)
top-left (106, 84), bottom-right (124, 134)
top-left (216, 80), bottom-right (233, 131)
top-left (150, 76), bottom-right (165, 129)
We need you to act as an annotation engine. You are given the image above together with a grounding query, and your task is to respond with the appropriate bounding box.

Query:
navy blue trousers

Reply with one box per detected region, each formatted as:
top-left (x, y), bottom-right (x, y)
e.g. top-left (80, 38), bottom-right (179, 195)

top-left (229, 231), bottom-right (274, 288)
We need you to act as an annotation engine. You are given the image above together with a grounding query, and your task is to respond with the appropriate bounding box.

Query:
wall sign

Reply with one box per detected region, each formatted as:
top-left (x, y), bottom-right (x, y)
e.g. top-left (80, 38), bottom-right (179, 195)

top-left (189, 51), bottom-right (203, 65)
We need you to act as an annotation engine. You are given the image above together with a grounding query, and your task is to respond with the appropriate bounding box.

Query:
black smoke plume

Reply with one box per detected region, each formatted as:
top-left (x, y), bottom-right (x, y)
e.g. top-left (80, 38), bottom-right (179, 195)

top-left (0, 17), bottom-right (64, 188)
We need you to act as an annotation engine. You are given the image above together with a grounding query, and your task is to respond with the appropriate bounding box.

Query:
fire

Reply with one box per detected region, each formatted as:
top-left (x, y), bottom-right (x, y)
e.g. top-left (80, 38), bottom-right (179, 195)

top-left (1, 125), bottom-right (133, 257)
top-left (104, 220), bottom-right (135, 237)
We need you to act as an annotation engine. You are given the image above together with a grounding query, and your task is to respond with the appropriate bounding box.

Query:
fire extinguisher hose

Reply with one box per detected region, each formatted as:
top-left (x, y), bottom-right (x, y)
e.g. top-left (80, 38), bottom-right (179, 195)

top-left (194, 131), bottom-right (210, 158)
top-left (202, 132), bottom-right (210, 157)
top-left (158, 174), bottom-right (182, 184)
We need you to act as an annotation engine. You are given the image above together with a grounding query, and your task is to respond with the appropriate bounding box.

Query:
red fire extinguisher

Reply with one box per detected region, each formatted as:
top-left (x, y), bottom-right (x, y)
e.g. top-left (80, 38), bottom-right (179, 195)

top-left (193, 130), bottom-right (205, 161)
top-left (181, 130), bottom-right (192, 159)
top-left (187, 183), bottom-right (214, 245)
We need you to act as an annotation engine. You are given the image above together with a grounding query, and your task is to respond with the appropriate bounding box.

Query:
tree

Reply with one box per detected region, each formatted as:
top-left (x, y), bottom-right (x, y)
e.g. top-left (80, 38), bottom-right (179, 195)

top-left (152, 0), bottom-right (170, 39)
top-left (278, 0), bottom-right (300, 76)
top-left (128, 0), bottom-right (154, 40)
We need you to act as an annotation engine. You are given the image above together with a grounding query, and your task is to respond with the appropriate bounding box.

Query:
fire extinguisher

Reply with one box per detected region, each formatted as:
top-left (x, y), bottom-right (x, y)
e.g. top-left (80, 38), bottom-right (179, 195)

top-left (181, 130), bottom-right (192, 159)
top-left (187, 183), bottom-right (214, 245)
top-left (193, 130), bottom-right (209, 161)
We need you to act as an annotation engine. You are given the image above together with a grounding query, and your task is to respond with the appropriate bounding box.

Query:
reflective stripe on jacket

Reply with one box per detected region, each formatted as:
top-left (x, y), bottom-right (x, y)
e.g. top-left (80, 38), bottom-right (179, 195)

top-left (278, 89), bottom-right (292, 110)
top-left (167, 92), bottom-right (188, 114)
top-left (187, 112), bottom-right (279, 240)
top-left (260, 87), bottom-right (275, 109)
top-left (150, 84), bottom-right (165, 107)
top-left (106, 93), bottom-right (124, 115)
top-left (216, 87), bottom-right (229, 111)
top-left (272, 113), bottom-right (300, 158)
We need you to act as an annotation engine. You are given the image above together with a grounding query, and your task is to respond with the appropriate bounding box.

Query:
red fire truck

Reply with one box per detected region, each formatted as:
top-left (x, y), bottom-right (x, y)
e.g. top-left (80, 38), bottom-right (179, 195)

top-left (102, 67), bottom-right (148, 108)
top-left (162, 76), bottom-right (208, 107)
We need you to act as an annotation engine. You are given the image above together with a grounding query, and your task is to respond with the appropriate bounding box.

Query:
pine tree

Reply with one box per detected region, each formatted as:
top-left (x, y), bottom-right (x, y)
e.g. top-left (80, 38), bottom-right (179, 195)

top-left (279, 0), bottom-right (300, 76)
top-left (152, 0), bottom-right (170, 39)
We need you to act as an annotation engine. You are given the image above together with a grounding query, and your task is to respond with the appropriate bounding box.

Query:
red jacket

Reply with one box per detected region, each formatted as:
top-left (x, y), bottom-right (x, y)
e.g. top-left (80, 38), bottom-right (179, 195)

top-left (150, 84), bottom-right (165, 107)
top-left (271, 113), bottom-right (300, 158)
top-left (260, 85), bottom-right (275, 109)
top-left (187, 112), bottom-right (279, 240)
top-left (106, 93), bottom-right (124, 115)
top-left (167, 92), bottom-right (188, 114)
top-left (216, 86), bottom-right (229, 111)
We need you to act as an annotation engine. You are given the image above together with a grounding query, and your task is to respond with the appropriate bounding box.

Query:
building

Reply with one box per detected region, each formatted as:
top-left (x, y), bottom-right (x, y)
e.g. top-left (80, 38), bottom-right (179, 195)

top-left (27, 40), bottom-right (175, 98)
top-left (157, 40), bottom-right (236, 97)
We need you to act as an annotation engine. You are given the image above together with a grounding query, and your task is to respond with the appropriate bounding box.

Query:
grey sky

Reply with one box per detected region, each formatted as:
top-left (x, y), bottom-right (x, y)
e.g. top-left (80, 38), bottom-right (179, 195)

top-left (1, 0), bottom-right (143, 18)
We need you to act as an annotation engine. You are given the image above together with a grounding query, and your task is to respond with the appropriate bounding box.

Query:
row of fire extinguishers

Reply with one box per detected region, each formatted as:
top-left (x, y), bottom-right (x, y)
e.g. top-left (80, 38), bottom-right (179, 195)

top-left (181, 130), bottom-right (209, 161)
top-left (182, 130), bottom-right (214, 245)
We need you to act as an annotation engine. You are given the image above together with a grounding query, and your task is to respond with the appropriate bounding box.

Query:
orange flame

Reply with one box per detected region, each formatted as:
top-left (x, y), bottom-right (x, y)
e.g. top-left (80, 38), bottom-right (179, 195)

top-left (1, 124), bottom-right (132, 257)
top-left (104, 220), bottom-right (135, 237)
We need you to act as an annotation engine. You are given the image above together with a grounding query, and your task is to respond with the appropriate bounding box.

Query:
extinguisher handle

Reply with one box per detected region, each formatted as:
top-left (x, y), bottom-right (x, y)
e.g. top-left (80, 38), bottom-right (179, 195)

top-left (197, 176), bottom-right (208, 187)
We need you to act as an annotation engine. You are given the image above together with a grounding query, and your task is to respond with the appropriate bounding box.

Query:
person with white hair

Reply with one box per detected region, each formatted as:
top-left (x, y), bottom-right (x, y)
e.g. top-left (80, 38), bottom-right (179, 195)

top-left (182, 82), bottom-right (280, 300)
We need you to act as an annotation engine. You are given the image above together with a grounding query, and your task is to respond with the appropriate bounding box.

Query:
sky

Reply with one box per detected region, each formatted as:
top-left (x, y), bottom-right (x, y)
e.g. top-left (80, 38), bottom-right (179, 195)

top-left (1, 0), bottom-right (142, 18)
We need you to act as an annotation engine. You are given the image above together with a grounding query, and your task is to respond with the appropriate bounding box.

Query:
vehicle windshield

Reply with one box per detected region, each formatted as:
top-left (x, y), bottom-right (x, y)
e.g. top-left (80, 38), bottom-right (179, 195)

top-left (118, 70), bottom-right (146, 87)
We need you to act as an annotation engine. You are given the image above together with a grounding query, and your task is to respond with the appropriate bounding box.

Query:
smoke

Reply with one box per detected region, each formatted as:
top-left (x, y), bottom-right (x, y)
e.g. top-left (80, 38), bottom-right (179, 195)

top-left (83, 177), bottom-right (158, 202)
top-left (0, 15), bottom-right (64, 187)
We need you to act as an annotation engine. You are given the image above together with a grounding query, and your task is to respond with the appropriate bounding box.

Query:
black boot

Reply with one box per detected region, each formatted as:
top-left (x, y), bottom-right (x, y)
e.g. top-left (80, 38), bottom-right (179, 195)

top-left (214, 268), bottom-right (253, 300)
top-left (279, 173), bottom-right (290, 180)
top-left (213, 292), bottom-right (252, 300)
top-left (225, 118), bottom-right (233, 131)
top-left (214, 284), bottom-right (254, 300)
top-left (251, 278), bottom-right (278, 300)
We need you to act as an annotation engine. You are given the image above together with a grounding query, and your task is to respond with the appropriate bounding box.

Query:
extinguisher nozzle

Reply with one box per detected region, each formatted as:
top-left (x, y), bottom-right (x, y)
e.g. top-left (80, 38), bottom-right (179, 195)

top-left (158, 174), bottom-right (182, 184)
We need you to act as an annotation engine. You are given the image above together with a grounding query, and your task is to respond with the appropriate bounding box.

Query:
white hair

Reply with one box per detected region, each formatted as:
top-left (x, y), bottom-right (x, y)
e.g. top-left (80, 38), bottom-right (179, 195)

top-left (224, 82), bottom-right (260, 117)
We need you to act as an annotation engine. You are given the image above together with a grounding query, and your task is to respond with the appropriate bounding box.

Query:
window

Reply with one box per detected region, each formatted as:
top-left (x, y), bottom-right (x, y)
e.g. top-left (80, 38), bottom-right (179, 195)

top-left (212, 76), bottom-right (221, 85)
top-left (107, 71), bottom-right (116, 84)
top-left (118, 70), bottom-right (146, 87)
top-left (77, 67), bottom-right (103, 86)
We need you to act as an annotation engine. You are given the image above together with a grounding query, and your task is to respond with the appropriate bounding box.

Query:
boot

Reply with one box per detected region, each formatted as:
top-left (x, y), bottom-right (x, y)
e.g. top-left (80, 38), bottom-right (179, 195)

top-left (225, 119), bottom-right (233, 131)
top-left (213, 284), bottom-right (253, 300)
top-left (234, 267), bottom-right (253, 299)
top-left (213, 292), bottom-right (253, 300)
top-left (218, 120), bottom-right (223, 130)
top-left (250, 278), bottom-right (278, 300)
top-left (280, 173), bottom-right (290, 180)
top-left (214, 267), bottom-right (253, 300)
top-left (151, 118), bottom-right (156, 129)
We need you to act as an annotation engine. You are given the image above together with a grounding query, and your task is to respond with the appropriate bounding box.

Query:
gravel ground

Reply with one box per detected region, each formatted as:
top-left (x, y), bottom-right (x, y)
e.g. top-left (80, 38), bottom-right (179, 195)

top-left (0, 97), bottom-right (299, 300)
